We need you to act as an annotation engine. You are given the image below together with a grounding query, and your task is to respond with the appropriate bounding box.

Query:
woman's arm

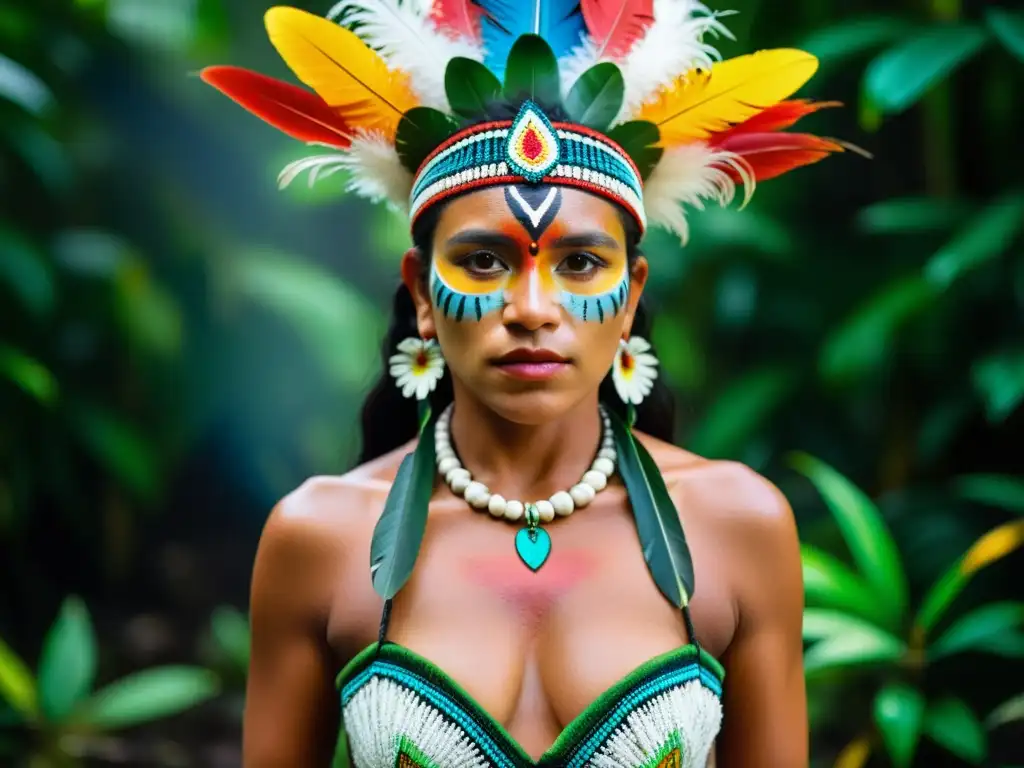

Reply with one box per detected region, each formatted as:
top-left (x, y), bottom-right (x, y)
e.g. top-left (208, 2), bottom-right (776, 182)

top-left (243, 494), bottom-right (343, 767)
top-left (714, 469), bottom-right (807, 768)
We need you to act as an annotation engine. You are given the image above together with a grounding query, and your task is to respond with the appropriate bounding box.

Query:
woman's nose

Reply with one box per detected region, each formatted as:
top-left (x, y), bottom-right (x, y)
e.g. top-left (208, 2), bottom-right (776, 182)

top-left (502, 268), bottom-right (561, 331)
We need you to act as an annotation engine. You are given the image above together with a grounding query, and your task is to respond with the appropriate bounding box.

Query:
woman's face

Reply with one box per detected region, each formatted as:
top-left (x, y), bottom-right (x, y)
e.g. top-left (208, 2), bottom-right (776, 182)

top-left (403, 185), bottom-right (648, 424)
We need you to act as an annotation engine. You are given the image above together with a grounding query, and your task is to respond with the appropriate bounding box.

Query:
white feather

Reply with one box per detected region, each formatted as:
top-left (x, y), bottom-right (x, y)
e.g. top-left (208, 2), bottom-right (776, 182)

top-left (277, 132), bottom-right (413, 212)
top-left (561, 0), bottom-right (735, 120)
top-left (327, 0), bottom-right (482, 112)
top-left (643, 141), bottom-right (754, 244)
top-left (341, 131), bottom-right (415, 212)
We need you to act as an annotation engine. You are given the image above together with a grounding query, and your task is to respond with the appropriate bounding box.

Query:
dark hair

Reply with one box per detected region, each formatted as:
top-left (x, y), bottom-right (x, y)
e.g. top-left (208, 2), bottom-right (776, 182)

top-left (355, 100), bottom-right (678, 465)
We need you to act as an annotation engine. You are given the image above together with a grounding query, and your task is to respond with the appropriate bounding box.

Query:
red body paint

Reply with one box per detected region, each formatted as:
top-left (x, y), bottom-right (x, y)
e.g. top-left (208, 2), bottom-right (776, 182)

top-left (462, 550), bottom-right (597, 624)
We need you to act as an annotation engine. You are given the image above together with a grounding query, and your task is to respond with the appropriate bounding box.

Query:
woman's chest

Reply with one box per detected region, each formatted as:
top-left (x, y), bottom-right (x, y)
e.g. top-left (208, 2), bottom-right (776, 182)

top-left (333, 506), bottom-right (736, 751)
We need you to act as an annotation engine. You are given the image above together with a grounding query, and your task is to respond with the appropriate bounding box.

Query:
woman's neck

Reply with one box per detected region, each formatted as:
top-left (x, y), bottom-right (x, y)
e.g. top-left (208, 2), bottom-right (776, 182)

top-left (445, 389), bottom-right (603, 504)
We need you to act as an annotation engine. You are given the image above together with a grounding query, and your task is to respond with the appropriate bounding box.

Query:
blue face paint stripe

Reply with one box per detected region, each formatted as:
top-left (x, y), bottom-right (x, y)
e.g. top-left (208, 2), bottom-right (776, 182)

top-left (560, 271), bottom-right (629, 323)
top-left (430, 261), bottom-right (505, 321)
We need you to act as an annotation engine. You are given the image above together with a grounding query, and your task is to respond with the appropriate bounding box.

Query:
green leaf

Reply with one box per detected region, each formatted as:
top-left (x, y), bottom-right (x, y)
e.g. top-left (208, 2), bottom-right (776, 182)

top-left (690, 207), bottom-right (794, 258)
top-left (855, 197), bottom-right (971, 235)
top-left (605, 120), bottom-right (661, 179)
top-left (925, 192), bottom-right (1024, 287)
top-left (915, 520), bottom-right (1024, 634)
top-left (819, 275), bottom-right (936, 385)
top-left (114, 260), bottom-right (183, 360)
top-left (81, 667), bottom-right (219, 730)
top-left (804, 625), bottom-right (906, 677)
top-left (987, 692), bottom-right (1024, 729)
top-left (954, 474), bottom-right (1024, 514)
top-left (502, 34), bottom-right (561, 105)
top-left (107, 0), bottom-right (198, 53)
top-left (972, 349), bottom-right (1024, 423)
top-left (210, 607), bottom-right (250, 669)
top-left (369, 412), bottom-right (438, 601)
top-left (38, 597), bottom-right (97, 722)
top-left (803, 608), bottom-right (892, 641)
top-left (986, 7), bottom-right (1024, 61)
top-left (0, 345), bottom-right (57, 405)
top-left (923, 697), bottom-right (987, 764)
top-left (790, 453), bottom-right (907, 631)
top-left (801, 544), bottom-right (891, 627)
top-left (445, 57), bottom-right (502, 119)
top-left (801, 16), bottom-right (912, 65)
top-left (218, 248), bottom-right (383, 389)
top-left (864, 24), bottom-right (987, 114)
top-left (395, 106), bottom-right (460, 174)
top-left (564, 62), bottom-right (625, 132)
top-left (0, 225), bottom-right (55, 317)
top-left (0, 52), bottom-right (54, 116)
top-left (0, 116), bottom-right (73, 195)
top-left (929, 602), bottom-right (1024, 660)
top-left (873, 683), bottom-right (925, 768)
top-left (71, 406), bottom-right (159, 502)
top-left (609, 409), bottom-right (694, 607)
top-left (688, 367), bottom-right (796, 459)
top-left (0, 636), bottom-right (37, 721)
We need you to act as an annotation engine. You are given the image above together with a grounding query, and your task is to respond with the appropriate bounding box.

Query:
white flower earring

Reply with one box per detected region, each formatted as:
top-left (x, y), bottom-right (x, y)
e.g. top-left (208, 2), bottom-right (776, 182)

top-left (389, 337), bottom-right (445, 401)
top-left (612, 336), bottom-right (659, 408)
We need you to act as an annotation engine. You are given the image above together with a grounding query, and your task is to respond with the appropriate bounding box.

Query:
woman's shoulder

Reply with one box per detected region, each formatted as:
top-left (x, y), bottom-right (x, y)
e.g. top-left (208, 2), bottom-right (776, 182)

top-left (636, 431), bottom-right (797, 552)
top-left (255, 442), bottom-right (416, 576)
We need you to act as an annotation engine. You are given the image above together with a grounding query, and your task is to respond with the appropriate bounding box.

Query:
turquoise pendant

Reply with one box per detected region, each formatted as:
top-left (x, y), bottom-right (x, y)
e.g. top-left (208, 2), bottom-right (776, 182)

top-left (515, 504), bottom-right (550, 571)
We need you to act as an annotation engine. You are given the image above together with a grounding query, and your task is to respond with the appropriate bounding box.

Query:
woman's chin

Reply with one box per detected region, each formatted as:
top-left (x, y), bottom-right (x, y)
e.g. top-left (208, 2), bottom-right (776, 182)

top-left (482, 388), bottom-right (591, 426)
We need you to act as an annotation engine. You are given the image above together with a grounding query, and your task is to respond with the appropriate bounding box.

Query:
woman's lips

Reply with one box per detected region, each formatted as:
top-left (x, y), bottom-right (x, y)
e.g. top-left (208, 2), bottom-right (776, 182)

top-left (494, 361), bottom-right (569, 380)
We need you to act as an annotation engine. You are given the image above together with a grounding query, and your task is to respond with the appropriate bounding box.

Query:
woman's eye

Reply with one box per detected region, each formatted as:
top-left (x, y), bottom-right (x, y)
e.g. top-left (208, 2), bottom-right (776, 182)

top-left (558, 253), bottom-right (602, 275)
top-left (459, 251), bottom-right (506, 275)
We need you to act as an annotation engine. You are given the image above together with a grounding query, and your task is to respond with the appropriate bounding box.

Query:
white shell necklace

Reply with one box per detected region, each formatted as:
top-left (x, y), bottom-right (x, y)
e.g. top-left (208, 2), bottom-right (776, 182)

top-left (434, 403), bottom-right (617, 571)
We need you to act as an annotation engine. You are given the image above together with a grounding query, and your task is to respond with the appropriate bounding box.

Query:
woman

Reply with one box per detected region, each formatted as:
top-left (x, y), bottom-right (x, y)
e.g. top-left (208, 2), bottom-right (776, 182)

top-left (203, 2), bottom-right (854, 765)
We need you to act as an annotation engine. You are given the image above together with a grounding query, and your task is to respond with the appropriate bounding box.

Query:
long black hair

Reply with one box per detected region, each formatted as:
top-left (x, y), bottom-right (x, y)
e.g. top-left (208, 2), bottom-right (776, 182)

top-left (355, 100), bottom-right (678, 465)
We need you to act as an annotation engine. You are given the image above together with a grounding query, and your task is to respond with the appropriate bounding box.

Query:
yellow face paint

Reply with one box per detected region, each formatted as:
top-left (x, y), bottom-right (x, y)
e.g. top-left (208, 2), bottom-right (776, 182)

top-left (430, 185), bottom-right (631, 323)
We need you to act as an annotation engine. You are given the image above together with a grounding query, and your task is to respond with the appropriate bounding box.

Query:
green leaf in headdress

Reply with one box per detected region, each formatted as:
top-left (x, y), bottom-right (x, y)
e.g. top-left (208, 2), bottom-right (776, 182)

top-left (395, 107), bottom-right (460, 173)
top-left (565, 62), bottom-right (625, 132)
top-left (502, 34), bottom-right (562, 107)
top-left (445, 57), bottom-right (503, 120)
top-left (606, 120), bottom-right (663, 179)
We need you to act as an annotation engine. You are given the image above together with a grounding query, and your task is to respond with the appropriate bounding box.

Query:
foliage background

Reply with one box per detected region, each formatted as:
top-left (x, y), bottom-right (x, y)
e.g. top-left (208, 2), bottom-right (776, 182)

top-left (0, 0), bottom-right (1021, 765)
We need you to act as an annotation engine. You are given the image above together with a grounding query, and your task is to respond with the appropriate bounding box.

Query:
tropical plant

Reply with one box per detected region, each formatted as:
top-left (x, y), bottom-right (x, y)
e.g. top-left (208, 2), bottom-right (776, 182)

top-left (794, 454), bottom-right (1024, 767)
top-left (0, 596), bottom-right (219, 766)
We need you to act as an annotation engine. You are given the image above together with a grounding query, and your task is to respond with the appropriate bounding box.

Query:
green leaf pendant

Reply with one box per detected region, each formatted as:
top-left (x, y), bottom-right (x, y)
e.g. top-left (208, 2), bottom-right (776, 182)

top-left (515, 503), bottom-right (550, 571)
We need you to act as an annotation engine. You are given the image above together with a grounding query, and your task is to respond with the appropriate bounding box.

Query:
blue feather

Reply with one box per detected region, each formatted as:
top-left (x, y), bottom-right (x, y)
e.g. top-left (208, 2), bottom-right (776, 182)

top-left (474, 0), bottom-right (587, 80)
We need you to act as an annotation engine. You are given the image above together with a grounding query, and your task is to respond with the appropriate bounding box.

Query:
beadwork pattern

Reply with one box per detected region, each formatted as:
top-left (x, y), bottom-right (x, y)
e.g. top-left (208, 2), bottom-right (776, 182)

top-left (410, 102), bottom-right (646, 233)
top-left (337, 641), bottom-right (724, 768)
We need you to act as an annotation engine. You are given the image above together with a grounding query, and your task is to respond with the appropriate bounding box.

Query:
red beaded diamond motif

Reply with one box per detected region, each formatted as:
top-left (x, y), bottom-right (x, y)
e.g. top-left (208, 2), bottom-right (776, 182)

top-left (506, 101), bottom-right (559, 181)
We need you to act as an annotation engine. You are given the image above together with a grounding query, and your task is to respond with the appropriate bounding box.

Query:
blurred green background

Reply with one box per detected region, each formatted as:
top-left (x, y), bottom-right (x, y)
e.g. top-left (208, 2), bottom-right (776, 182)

top-left (1, 0), bottom-right (1022, 766)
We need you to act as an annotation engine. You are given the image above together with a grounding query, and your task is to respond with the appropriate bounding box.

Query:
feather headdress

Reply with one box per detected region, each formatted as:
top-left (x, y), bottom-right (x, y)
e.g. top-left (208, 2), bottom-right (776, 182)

top-left (201, 0), bottom-right (862, 243)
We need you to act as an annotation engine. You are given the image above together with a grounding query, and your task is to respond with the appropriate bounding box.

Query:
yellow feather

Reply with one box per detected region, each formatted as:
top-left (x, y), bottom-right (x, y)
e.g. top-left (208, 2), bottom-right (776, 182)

top-left (264, 6), bottom-right (418, 140)
top-left (636, 49), bottom-right (819, 144)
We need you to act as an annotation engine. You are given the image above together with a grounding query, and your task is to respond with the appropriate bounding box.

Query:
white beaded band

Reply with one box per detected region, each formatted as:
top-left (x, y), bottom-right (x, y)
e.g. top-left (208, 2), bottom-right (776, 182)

top-left (434, 404), bottom-right (617, 522)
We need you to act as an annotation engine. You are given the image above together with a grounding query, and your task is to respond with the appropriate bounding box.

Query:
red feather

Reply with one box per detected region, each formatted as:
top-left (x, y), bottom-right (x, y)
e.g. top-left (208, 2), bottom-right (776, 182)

top-left (715, 132), bottom-right (847, 182)
top-left (200, 65), bottom-right (353, 148)
top-left (581, 0), bottom-right (654, 59)
top-left (714, 99), bottom-right (842, 139)
top-left (430, 0), bottom-right (483, 41)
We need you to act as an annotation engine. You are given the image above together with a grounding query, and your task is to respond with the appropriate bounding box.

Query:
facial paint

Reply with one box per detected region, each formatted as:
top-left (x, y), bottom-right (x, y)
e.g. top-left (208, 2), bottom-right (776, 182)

top-left (432, 183), bottom-right (630, 323)
top-left (430, 260), bottom-right (505, 321)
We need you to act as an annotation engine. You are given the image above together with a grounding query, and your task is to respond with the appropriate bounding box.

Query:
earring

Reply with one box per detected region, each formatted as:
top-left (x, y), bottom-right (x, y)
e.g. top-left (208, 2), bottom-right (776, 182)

top-left (612, 337), bottom-right (659, 415)
top-left (389, 337), bottom-right (445, 401)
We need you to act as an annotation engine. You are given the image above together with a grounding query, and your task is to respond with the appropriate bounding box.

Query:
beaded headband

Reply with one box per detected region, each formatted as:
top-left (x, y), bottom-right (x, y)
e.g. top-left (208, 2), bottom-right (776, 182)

top-left (409, 101), bottom-right (646, 232)
top-left (200, 2), bottom-right (863, 245)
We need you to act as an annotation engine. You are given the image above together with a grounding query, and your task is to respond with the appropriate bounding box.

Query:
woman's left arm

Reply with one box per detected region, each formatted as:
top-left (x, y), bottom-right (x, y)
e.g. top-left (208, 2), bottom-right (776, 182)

top-left (714, 468), bottom-right (807, 768)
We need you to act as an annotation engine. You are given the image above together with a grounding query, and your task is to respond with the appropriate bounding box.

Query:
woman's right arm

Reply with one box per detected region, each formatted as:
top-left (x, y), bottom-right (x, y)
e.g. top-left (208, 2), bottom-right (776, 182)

top-left (243, 492), bottom-right (343, 767)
